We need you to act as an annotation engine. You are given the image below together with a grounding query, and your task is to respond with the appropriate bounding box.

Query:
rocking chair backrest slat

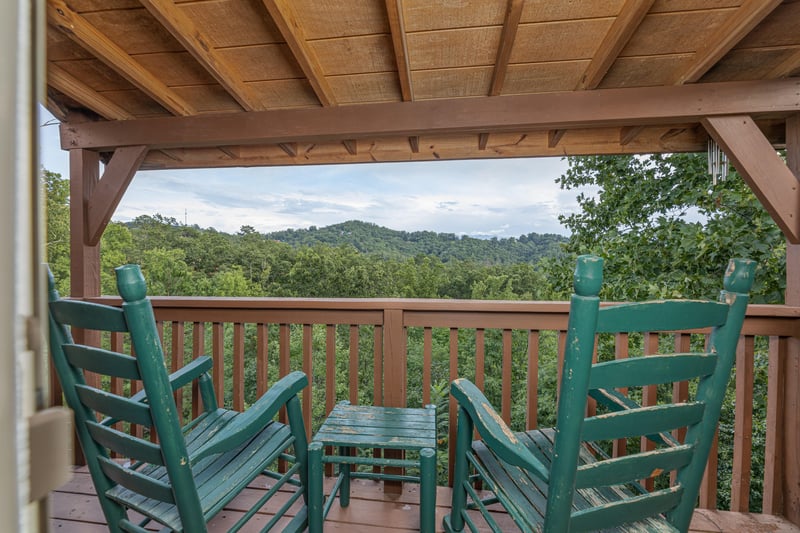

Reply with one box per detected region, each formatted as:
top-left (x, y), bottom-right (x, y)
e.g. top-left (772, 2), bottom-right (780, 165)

top-left (587, 353), bottom-right (718, 389)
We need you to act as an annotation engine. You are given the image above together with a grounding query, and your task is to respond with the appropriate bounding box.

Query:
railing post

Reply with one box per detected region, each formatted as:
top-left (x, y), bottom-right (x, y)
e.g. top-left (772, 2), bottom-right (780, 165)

top-left (383, 308), bottom-right (406, 494)
top-left (782, 115), bottom-right (800, 525)
top-left (383, 308), bottom-right (406, 408)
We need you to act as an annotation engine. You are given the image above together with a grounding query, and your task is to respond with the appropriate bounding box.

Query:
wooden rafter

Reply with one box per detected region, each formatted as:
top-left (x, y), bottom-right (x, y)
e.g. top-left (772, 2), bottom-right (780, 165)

top-left (703, 115), bottom-right (800, 243)
top-left (47, 63), bottom-right (134, 120)
top-left (47, 0), bottom-right (195, 116)
top-left (620, 125), bottom-right (645, 146)
top-left (59, 79), bottom-right (800, 152)
top-left (342, 139), bottom-right (357, 156)
top-left (278, 143), bottom-right (298, 157)
top-left (260, 0), bottom-right (337, 106)
top-left (478, 133), bottom-right (489, 150)
top-left (384, 0), bottom-right (419, 152)
top-left (673, 0), bottom-right (783, 84)
top-left (86, 145), bottom-right (149, 245)
top-left (408, 136), bottom-right (419, 153)
top-left (489, 0), bottom-right (524, 96)
top-left (578, 0), bottom-right (654, 90)
top-left (384, 0), bottom-right (413, 101)
top-left (138, 0), bottom-right (265, 112)
top-left (548, 130), bottom-right (566, 148)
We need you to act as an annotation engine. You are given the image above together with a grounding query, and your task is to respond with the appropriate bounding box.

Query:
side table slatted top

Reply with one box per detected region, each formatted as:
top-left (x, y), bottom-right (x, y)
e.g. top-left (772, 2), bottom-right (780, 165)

top-left (314, 404), bottom-right (437, 450)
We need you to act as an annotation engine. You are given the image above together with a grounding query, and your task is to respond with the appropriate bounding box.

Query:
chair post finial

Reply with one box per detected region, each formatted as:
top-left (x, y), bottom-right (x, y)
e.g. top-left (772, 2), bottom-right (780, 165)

top-left (724, 258), bottom-right (756, 294)
top-left (115, 264), bottom-right (148, 302)
top-left (574, 255), bottom-right (603, 296)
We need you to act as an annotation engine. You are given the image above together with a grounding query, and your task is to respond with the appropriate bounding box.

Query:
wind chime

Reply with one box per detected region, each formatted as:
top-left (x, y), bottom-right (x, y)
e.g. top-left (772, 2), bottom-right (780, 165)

top-left (707, 137), bottom-right (728, 185)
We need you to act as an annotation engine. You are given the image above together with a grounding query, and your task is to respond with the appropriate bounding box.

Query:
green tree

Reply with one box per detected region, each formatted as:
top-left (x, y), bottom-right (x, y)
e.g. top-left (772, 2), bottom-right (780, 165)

top-left (100, 222), bottom-right (133, 294)
top-left (546, 154), bottom-right (784, 303)
top-left (43, 169), bottom-right (70, 294)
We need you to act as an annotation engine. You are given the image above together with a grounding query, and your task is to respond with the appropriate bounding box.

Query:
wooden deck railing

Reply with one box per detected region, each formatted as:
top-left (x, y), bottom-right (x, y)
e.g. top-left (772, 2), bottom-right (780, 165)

top-left (59, 296), bottom-right (800, 516)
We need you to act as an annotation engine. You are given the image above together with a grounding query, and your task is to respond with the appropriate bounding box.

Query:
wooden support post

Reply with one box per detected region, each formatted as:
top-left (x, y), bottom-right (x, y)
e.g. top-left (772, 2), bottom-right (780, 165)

top-left (68, 149), bottom-right (101, 465)
top-left (782, 114), bottom-right (800, 525)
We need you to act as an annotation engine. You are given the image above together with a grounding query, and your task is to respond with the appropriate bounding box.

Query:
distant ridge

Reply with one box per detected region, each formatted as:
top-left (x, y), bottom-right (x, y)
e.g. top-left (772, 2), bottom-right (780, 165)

top-left (266, 220), bottom-right (566, 264)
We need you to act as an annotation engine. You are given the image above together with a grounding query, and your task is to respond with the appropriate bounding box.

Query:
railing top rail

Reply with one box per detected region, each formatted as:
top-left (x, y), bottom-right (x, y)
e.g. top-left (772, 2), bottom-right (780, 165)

top-left (84, 296), bottom-right (800, 317)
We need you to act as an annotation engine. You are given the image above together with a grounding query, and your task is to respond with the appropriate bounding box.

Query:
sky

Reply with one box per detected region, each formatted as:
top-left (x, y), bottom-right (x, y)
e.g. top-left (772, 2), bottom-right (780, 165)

top-left (39, 107), bottom-right (582, 238)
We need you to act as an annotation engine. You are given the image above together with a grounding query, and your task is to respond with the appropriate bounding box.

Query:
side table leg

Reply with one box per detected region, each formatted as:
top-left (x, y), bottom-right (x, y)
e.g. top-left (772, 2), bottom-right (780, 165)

top-left (339, 446), bottom-right (351, 507)
top-left (308, 442), bottom-right (324, 533)
top-left (420, 447), bottom-right (436, 533)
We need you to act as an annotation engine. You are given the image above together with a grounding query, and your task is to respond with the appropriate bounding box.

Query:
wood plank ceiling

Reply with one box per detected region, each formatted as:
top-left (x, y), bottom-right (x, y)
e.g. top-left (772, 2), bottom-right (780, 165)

top-left (45, 0), bottom-right (800, 170)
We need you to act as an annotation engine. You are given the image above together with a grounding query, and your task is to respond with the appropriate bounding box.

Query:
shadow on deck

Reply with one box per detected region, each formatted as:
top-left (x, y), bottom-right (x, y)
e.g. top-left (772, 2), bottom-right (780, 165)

top-left (51, 466), bottom-right (800, 532)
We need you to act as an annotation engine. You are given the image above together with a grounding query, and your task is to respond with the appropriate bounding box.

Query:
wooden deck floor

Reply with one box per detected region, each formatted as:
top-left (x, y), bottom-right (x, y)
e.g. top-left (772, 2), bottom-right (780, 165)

top-left (51, 466), bottom-right (800, 532)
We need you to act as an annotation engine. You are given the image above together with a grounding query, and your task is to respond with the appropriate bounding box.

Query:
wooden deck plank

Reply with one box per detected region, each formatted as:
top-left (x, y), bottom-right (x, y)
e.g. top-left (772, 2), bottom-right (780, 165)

top-left (51, 466), bottom-right (800, 532)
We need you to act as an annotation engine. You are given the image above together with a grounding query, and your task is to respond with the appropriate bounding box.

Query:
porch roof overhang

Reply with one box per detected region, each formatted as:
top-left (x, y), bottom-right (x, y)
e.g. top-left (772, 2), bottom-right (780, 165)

top-left (45, 1), bottom-right (800, 241)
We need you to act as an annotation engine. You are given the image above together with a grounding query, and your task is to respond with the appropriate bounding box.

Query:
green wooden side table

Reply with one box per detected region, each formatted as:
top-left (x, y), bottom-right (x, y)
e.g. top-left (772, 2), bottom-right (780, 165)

top-left (308, 401), bottom-right (437, 533)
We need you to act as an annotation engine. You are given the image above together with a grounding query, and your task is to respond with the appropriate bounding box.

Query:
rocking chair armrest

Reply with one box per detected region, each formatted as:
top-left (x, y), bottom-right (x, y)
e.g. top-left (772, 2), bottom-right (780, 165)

top-left (191, 371), bottom-right (309, 462)
top-left (451, 378), bottom-right (550, 482)
top-left (128, 356), bottom-right (213, 404)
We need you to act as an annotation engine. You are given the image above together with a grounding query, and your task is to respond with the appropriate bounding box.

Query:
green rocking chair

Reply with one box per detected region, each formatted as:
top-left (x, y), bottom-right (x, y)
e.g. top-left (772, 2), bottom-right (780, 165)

top-left (444, 255), bottom-right (755, 533)
top-left (48, 264), bottom-right (311, 532)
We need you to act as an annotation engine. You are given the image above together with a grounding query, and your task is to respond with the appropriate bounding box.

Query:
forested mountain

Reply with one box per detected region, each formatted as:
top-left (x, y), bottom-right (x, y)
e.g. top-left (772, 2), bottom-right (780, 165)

top-left (266, 220), bottom-right (566, 263)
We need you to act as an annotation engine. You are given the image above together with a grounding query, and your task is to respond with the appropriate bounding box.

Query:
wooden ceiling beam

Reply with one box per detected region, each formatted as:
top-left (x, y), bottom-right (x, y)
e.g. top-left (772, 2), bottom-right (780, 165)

top-left (673, 0), bottom-right (783, 84)
top-left (47, 63), bottom-right (134, 121)
top-left (138, 0), bottom-right (265, 112)
top-left (489, 0), bottom-right (524, 96)
top-left (384, 0), bottom-right (413, 101)
top-left (703, 115), bottom-right (800, 243)
top-left (59, 79), bottom-right (800, 151)
top-left (47, 0), bottom-right (195, 116)
top-left (578, 0), bottom-right (654, 90)
top-left (260, 0), bottom-right (337, 106)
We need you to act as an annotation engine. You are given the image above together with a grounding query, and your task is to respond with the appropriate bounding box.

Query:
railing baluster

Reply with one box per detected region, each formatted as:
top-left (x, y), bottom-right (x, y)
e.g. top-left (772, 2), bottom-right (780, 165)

top-left (475, 328), bottom-right (485, 391)
top-left (613, 332), bottom-right (629, 458)
top-left (325, 325), bottom-right (336, 414)
top-left (212, 322), bottom-right (224, 407)
top-left (192, 322), bottom-right (204, 418)
top-left (349, 325), bottom-right (358, 404)
top-left (373, 325), bottom-right (383, 407)
top-left (763, 335), bottom-right (787, 514)
top-left (448, 327), bottom-right (459, 485)
top-left (171, 322), bottom-right (185, 423)
top-left (526, 330), bottom-right (539, 430)
top-left (502, 329), bottom-right (512, 425)
top-left (641, 332), bottom-right (659, 490)
top-left (303, 324), bottom-right (313, 437)
top-left (423, 327), bottom-right (432, 405)
top-left (233, 323), bottom-right (245, 412)
top-left (731, 335), bottom-right (755, 511)
top-left (700, 430), bottom-right (720, 509)
top-left (556, 330), bottom-right (566, 397)
top-left (256, 323), bottom-right (268, 397)
top-left (671, 332), bottom-right (690, 485)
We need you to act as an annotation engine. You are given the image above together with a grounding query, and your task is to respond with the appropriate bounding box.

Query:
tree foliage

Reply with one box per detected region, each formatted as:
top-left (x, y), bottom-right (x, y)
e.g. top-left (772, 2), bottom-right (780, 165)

top-left (544, 154), bottom-right (785, 303)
